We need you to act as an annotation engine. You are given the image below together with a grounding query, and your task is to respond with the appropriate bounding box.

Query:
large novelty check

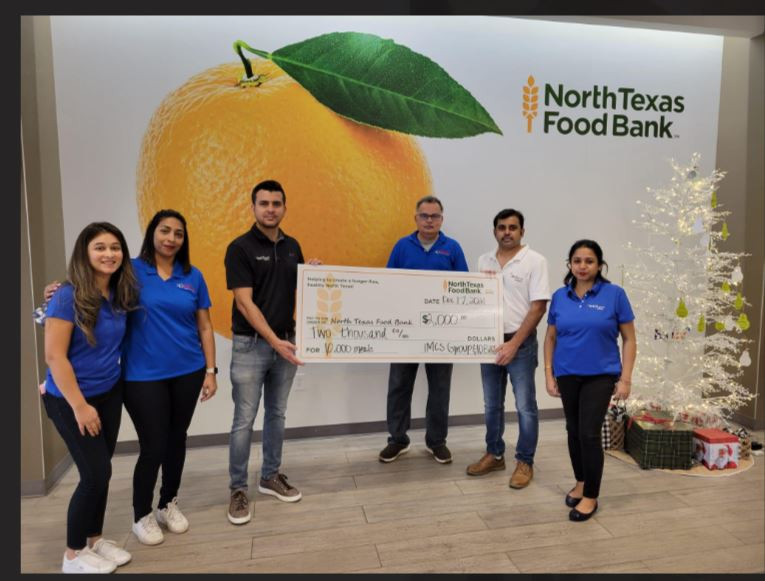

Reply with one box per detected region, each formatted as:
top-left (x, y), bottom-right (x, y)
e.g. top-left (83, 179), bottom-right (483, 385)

top-left (295, 264), bottom-right (504, 363)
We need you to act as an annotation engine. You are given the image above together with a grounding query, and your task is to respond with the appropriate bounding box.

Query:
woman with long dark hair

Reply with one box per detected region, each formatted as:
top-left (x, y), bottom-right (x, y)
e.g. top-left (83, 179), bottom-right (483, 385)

top-left (43, 222), bottom-right (139, 573)
top-left (543, 239), bottom-right (636, 521)
top-left (122, 209), bottom-right (218, 545)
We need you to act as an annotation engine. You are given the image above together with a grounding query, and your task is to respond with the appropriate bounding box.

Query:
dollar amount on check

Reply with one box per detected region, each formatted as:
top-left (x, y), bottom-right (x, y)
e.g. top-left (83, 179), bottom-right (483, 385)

top-left (295, 265), bottom-right (504, 363)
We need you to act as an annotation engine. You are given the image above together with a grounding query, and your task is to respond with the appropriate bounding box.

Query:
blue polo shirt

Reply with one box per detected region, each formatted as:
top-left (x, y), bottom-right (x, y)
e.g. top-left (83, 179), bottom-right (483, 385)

top-left (122, 258), bottom-right (211, 381)
top-left (44, 284), bottom-right (126, 398)
top-left (387, 231), bottom-right (469, 272)
top-left (547, 281), bottom-right (634, 377)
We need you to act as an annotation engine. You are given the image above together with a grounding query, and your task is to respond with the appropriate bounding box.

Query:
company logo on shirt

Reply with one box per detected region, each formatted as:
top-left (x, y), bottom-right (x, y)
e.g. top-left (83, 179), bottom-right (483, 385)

top-left (435, 249), bottom-right (450, 256)
top-left (587, 303), bottom-right (605, 311)
top-left (523, 74), bottom-right (685, 138)
top-left (177, 283), bottom-right (196, 294)
top-left (255, 255), bottom-right (271, 261)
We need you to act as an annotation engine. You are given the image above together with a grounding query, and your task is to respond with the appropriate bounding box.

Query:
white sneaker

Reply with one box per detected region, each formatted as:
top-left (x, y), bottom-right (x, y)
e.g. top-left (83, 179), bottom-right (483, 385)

top-left (155, 497), bottom-right (189, 533)
top-left (131, 513), bottom-right (164, 545)
top-left (90, 538), bottom-right (132, 566)
top-left (62, 546), bottom-right (117, 574)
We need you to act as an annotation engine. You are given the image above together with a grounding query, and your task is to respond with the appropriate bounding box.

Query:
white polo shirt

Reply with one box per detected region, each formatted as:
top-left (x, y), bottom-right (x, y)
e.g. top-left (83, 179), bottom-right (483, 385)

top-left (477, 245), bottom-right (551, 334)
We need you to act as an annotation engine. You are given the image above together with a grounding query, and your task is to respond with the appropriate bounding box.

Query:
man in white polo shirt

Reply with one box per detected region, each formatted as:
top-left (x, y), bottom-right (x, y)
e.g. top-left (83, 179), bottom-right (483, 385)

top-left (466, 209), bottom-right (550, 489)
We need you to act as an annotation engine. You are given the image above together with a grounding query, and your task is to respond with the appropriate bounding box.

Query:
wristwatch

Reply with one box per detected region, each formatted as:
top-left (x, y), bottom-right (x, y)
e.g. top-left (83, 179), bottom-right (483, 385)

top-left (206, 367), bottom-right (218, 375)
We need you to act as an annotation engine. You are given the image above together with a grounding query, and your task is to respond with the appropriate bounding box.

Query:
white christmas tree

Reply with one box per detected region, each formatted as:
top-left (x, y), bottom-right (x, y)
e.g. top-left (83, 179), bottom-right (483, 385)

top-left (625, 153), bottom-right (754, 424)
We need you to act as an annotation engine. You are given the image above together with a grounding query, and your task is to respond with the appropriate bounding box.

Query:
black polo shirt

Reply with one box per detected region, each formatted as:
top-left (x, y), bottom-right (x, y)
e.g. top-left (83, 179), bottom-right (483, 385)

top-left (224, 224), bottom-right (304, 337)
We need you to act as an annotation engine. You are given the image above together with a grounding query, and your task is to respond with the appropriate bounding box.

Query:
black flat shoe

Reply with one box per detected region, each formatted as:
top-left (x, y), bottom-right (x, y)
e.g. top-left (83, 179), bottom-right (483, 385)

top-left (565, 493), bottom-right (581, 508)
top-left (569, 501), bottom-right (598, 521)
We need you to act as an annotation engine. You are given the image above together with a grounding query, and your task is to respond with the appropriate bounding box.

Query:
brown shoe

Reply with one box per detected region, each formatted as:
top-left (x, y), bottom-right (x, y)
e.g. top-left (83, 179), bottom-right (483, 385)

top-left (227, 489), bottom-right (251, 525)
top-left (509, 461), bottom-right (533, 489)
top-left (258, 473), bottom-right (302, 503)
top-left (466, 452), bottom-right (506, 476)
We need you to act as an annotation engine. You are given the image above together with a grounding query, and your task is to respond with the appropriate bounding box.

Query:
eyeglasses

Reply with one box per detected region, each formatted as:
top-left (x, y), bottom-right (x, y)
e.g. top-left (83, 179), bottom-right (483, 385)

top-left (416, 213), bottom-right (443, 221)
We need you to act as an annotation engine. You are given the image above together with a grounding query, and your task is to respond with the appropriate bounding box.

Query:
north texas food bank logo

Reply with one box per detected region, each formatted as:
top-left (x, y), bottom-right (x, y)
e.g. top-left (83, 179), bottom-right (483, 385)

top-left (522, 75), bottom-right (685, 138)
top-left (522, 76), bottom-right (540, 132)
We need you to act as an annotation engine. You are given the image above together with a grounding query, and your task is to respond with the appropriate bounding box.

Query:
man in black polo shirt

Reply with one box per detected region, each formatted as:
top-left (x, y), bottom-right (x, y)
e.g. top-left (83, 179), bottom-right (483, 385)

top-left (224, 179), bottom-right (308, 525)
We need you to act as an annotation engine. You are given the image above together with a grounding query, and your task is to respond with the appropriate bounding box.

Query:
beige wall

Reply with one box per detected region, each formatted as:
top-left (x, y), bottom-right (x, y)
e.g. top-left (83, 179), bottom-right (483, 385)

top-left (20, 15), bottom-right (70, 495)
top-left (716, 35), bottom-right (765, 429)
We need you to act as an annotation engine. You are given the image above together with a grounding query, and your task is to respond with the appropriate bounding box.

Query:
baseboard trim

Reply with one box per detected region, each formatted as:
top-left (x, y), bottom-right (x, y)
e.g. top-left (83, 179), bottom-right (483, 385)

top-left (23, 409), bottom-right (565, 495)
top-left (21, 453), bottom-right (74, 498)
top-left (114, 408), bottom-right (565, 455)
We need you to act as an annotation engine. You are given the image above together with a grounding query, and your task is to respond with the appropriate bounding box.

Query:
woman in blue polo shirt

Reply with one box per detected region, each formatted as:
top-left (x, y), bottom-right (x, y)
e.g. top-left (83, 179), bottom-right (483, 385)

top-left (122, 209), bottom-right (218, 546)
top-left (43, 222), bottom-right (139, 573)
top-left (543, 239), bottom-right (636, 521)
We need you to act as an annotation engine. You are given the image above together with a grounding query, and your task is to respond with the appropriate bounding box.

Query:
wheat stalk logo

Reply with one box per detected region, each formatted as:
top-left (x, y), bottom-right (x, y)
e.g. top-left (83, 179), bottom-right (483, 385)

top-left (522, 75), bottom-right (539, 133)
top-left (316, 274), bottom-right (343, 358)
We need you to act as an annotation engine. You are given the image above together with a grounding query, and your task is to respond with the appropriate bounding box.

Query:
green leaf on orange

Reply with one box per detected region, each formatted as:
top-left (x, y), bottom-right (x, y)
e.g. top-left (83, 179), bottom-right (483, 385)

top-left (237, 33), bottom-right (502, 138)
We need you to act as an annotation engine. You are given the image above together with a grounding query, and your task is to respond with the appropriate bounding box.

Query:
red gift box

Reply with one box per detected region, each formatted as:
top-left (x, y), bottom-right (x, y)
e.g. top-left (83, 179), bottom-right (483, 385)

top-left (693, 428), bottom-right (740, 470)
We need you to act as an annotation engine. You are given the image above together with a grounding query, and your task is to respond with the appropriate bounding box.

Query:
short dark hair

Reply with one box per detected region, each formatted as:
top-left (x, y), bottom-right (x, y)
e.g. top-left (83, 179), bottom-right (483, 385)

top-left (416, 195), bottom-right (443, 212)
top-left (139, 209), bottom-right (191, 274)
top-left (493, 208), bottom-right (524, 229)
top-left (251, 180), bottom-right (286, 205)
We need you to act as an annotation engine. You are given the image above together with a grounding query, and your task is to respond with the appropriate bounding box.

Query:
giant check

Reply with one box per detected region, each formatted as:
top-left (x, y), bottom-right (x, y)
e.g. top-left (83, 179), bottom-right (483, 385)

top-left (296, 265), bottom-right (504, 363)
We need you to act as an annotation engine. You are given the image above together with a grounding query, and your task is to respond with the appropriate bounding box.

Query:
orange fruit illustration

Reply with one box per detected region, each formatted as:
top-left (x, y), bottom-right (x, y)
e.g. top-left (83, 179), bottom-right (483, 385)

top-left (137, 60), bottom-right (433, 338)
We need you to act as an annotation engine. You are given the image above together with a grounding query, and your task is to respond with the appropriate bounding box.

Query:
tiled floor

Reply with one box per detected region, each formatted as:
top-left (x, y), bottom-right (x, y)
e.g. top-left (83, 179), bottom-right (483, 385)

top-left (20, 420), bottom-right (765, 573)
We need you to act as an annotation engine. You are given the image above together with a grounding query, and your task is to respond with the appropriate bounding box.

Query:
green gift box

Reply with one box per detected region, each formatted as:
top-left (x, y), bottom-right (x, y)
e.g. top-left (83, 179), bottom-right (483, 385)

top-left (625, 410), bottom-right (694, 470)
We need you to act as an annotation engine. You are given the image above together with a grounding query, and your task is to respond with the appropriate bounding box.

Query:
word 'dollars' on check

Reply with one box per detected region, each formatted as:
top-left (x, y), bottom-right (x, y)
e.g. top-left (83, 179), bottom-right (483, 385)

top-left (296, 265), bottom-right (504, 363)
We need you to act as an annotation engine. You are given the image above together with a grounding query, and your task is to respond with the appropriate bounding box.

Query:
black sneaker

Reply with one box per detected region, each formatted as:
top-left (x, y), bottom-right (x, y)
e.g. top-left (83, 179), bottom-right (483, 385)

top-left (379, 442), bottom-right (411, 463)
top-left (427, 444), bottom-right (453, 464)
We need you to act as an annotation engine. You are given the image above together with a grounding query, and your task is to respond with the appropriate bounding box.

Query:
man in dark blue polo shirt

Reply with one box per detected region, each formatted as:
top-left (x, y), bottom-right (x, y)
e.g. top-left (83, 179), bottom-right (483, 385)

top-left (224, 180), bottom-right (311, 525)
top-left (379, 195), bottom-right (469, 464)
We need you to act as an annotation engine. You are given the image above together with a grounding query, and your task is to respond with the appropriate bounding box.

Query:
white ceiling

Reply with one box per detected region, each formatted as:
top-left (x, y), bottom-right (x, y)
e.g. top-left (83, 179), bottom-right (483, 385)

top-left (520, 15), bottom-right (764, 39)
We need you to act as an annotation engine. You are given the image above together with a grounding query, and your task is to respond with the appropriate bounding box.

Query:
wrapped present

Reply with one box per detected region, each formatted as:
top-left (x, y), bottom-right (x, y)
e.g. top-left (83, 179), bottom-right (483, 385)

top-left (625, 410), bottom-right (695, 469)
top-left (693, 428), bottom-right (740, 469)
top-left (602, 400), bottom-right (627, 450)
top-left (724, 426), bottom-right (751, 460)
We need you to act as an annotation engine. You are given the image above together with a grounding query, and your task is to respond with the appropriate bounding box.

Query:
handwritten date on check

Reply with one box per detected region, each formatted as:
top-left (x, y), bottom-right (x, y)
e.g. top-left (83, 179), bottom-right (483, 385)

top-left (295, 265), bottom-right (504, 363)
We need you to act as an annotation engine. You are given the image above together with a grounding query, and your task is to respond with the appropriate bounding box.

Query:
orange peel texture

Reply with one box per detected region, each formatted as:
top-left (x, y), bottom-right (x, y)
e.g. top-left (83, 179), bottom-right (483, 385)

top-left (137, 61), bottom-right (433, 338)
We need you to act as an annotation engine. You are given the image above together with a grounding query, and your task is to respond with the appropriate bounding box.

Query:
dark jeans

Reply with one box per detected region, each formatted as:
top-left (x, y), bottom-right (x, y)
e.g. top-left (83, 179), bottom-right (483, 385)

top-left (123, 367), bottom-right (205, 521)
top-left (556, 374), bottom-right (618, 498)
top-left (386, 362), bottom-right (452, 449)
top-left (42, 381), bottom-right (123, 550)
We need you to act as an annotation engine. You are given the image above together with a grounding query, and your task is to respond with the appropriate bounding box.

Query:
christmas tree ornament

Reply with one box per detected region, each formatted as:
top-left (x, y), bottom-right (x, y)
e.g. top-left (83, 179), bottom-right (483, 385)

top-left (625, 154), bottom-right (753, 423)
top-left (739, 350), bottom-right (751, 367)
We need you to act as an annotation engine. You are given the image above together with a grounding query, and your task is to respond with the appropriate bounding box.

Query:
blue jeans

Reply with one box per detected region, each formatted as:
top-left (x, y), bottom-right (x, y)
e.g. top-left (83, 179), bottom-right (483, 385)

top-left (229, 333), bottom-right (296, 491)
top-left (479, 333), bottom-right (539, 464)
top-left (387, 362), bottom-right (452, 449)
